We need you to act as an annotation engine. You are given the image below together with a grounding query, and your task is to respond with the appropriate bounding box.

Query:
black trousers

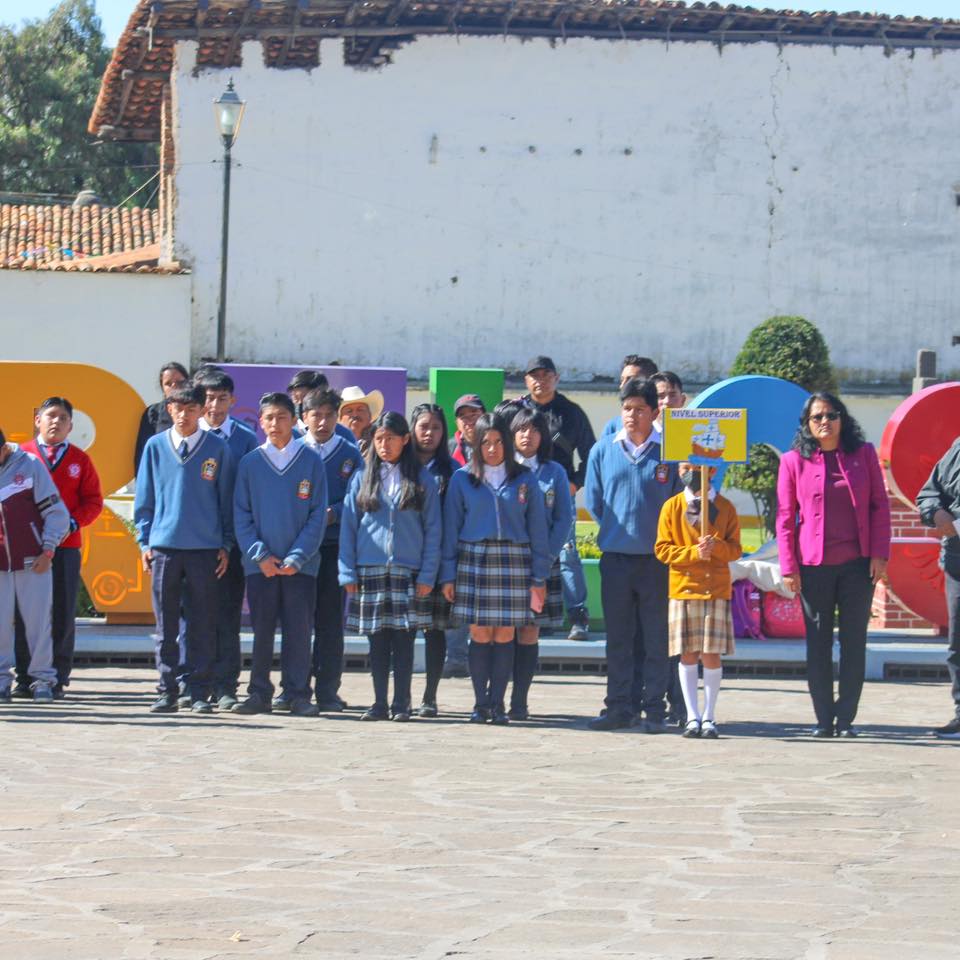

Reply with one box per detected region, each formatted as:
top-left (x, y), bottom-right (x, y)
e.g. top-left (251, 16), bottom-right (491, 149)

top-left (15, 546), bottom-right (81, 689)
top-left (799, 558), bottom-right (875, 729)
top-left (246, 572), bottom-right (316, 703)
top-left (368, 629), bottom-right (414, 713)
top-left (212, 546), bottom-right (245, 696)
top-left (151, 548), bottom-right (219, 700)
top-left (599, 552), bottom-right (669, 721)
top-left (944, 562), bottom-right (960, 718)
top-left (312, 542), bottom-right (345, 703)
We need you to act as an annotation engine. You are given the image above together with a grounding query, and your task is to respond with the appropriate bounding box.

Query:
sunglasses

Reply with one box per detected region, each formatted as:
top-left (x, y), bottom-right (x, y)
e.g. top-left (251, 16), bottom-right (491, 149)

top-left (809, 412), bottom-right (840, 423)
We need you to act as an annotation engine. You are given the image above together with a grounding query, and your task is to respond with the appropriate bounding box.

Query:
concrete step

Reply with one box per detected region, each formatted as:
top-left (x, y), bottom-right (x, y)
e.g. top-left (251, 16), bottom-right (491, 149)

top-left (72, 620), bottom-right (948, 682)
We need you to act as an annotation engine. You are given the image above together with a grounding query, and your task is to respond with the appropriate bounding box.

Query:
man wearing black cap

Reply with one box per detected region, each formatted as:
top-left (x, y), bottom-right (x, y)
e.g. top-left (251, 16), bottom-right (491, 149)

top-left (521, 356), bottom-right (596, 640)
top-left (450, 394), bottom-right (486, 467)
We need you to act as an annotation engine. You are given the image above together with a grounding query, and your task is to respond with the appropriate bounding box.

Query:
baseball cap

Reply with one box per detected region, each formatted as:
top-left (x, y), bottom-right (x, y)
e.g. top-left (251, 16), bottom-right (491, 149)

top-left (525, 355), bottom-right (557, 375)
top-left (454, 394), bottom-right (486, 414)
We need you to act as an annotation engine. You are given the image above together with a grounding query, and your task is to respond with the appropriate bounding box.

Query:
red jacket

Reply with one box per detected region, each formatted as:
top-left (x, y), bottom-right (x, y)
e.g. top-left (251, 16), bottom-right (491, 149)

top-left (775, 443), bottom-right (891, 577)
top-left (21, 440), bottom-right (103, 550)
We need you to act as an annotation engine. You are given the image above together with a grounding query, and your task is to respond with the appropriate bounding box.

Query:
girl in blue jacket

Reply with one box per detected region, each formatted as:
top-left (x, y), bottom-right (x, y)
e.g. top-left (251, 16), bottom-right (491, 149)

top-left (441, 413), bottom-right (550, 724)
top-left (508, 406), bottom-right (575, 720)
top-left (339, 412), bottom-right (442, 721)
top-left (410, 403), bottom-right (457, 718)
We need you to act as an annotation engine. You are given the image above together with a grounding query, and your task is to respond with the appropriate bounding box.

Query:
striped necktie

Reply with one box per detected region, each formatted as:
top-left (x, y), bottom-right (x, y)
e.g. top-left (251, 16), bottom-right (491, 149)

top-left (44, 443), bottom-right (61, 467)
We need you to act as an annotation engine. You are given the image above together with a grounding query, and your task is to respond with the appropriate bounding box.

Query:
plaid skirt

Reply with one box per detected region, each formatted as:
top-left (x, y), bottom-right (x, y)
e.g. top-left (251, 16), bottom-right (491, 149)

top-left (534, 559), bottom-right (565, 628)
top-left (452, 540), bottom-right (535, 627)
top-left (668, 598), bottom-right (735, 657)
top-left (424, 583), bottom-right (452, 631)
top-left (345, 565), bottom-right (432, 635)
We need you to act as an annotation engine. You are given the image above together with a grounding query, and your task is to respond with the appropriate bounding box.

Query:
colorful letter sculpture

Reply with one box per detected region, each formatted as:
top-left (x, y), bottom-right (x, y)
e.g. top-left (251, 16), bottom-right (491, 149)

top-left (879, 382), bottom-right (960, 627)
top-left (429, 368), bottom-right (505, 434)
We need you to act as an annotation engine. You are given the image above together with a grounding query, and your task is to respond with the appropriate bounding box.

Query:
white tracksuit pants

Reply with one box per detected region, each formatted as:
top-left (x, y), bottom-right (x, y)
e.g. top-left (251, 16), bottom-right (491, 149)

top-left (0, 568), bottom-right (56, 688)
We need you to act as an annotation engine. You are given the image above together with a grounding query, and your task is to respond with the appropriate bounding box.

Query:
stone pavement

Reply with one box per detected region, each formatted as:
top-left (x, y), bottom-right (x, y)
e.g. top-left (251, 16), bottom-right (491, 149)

top-left (1, 669), bottom-right (958, 960)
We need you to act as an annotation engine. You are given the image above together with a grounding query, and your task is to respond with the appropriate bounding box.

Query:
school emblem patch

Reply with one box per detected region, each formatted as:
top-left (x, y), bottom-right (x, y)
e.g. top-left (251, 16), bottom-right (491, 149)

top-left (655, 464), bottom-right (670, 484)
top-left (545, 488), bottom-right (556, 509)
top-left (518, 482), bottom-right (528, 505)
top-left (13, 474), bottom-right (24, 486)
top-left (200, 458), bottom-right (218, 482)
top-left (68, 463), bottom-right (81, 478)
top-left (297, 479), bottom-right (311, 500)
top-left (340, 458), bottom-right (355, 479)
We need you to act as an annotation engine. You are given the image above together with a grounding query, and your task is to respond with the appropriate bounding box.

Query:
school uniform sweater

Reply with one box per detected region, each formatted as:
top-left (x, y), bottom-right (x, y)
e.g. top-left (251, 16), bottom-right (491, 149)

top-left (201, 418), bottom-right (259, 463)
top-left (0, 445), bottom-right (71, 570)
top-left (21, 440), bottom-right (103, 549)
top-left (584, 433), bottom-right (681, 555)
top-left (234, 444), bottom-right (329, 576)
top-left (338, 466), bottom-right (442, 587)
top-left (303, 433), bottom-right (362, 546)
top-left (654, 491), bottom-right (742, 600)
top-left (531, 459), bottom-right (575, 561)
top-left (440, 466), bottom-right (550, 584)
top-left (134, 430), bottom-right (236, 552)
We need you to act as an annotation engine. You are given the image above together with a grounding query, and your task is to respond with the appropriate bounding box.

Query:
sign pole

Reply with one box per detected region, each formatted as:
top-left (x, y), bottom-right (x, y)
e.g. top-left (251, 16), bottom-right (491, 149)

top-left (700, 466), bottom-right (710, 539)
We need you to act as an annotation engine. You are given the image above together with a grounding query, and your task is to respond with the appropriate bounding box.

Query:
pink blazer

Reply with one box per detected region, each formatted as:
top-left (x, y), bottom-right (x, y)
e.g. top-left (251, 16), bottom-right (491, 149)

top-left (775, 443), bottom-right (891, 576)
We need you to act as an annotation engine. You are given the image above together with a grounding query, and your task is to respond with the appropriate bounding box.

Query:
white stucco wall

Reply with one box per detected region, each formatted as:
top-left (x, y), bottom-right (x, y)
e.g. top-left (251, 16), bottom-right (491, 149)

top-left (0, 271), bottom-right (192, 403)
top-left (172, 36), bottom-right (960, 383)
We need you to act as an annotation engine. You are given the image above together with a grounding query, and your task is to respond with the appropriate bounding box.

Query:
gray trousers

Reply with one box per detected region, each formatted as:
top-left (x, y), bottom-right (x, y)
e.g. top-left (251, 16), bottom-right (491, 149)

top-left (0, 568), bottom-right (56, 689)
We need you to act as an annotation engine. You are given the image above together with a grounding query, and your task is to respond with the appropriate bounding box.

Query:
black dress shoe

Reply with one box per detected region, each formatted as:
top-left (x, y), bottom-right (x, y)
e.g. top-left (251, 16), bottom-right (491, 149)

top-left (216, 693), bottom-right (239, 711)
top-left (490, 708), bottom-right (510, 726)
top-left (177, 694), bottom-right (193, 710)
top-left (588, 713), bottom-right (632, 731)
top-left (469, 707), bottom-right (492, 724)
top-left (231, 697), bottom-right (271, 715)
top-left (150, 693), bottom-right (178, 714)
top-left (290, 700), bottom-right (320, 717)
top-left (810, 726), bottom-right (835, 738)
top-left (272, 695), bottom-right (292, 713)
top-left (361, 705), bottom-right (389, 721)
top-left (191, 700), bottom-right (213, 714)
top-left (417, 701), bottom-right (438, 718)
top-left (391, 710), bottom-right (411, 722)
top-left (508, 705), bottom-right (529, 721)
top-left (836, 726), bottom-right (858, 738)
top-left (316, 699), bottom-right (344, 712)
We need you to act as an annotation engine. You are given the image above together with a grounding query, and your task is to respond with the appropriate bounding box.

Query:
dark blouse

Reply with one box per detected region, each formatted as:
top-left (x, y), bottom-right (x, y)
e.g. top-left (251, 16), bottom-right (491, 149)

top-left (822, 450), bottom-right (863, 565)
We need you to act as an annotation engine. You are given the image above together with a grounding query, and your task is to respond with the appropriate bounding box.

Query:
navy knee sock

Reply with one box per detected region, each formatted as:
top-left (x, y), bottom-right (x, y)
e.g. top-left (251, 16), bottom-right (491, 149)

top-left (468, 641), bottom-right (493, 710)
top-left (489, 641), bottom-right (516, 713)
top-left (510, 642), bottom-right (538, 711)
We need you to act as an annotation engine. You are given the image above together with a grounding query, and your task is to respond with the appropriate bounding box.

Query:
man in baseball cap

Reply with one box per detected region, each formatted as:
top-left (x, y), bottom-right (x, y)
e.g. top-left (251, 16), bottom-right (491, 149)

top-left (450, 394), bottom-right (486, 466)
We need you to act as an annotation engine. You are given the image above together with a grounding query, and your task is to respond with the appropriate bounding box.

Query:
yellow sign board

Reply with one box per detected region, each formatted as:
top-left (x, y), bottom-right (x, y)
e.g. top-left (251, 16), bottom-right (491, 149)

top-left (662, 408), bottom-right (748, 465)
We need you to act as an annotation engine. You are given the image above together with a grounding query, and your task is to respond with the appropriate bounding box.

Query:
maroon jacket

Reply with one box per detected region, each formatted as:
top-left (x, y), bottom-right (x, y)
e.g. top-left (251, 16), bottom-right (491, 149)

top-left (776, 442), bottom-right (891, 577)
top-left (0, 445), bottom-right (71, 572)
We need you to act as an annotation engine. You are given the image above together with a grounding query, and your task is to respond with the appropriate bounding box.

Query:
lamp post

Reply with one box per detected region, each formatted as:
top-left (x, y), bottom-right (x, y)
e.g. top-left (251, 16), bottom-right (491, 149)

top-left (213, 79), bottom-right (246, 362)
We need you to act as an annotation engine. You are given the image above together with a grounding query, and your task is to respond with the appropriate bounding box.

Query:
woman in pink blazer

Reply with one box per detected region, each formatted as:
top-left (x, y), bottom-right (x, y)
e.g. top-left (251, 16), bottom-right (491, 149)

top-left (776, 392), bottom-right (891, 739)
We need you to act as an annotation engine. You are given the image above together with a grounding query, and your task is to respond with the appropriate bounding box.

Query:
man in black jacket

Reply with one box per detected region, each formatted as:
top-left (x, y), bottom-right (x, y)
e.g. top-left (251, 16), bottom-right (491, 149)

top-left (917, 437), bottom-right (960, 738)
top-left (522, 356), bottom-right (596, 640)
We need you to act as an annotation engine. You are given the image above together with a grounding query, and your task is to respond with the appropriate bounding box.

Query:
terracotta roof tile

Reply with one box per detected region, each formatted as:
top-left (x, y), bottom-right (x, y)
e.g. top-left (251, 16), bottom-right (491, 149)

top-left (0, 203), bottom-right (185, 274)
top-left (90, 1), bottom-right (960, 142)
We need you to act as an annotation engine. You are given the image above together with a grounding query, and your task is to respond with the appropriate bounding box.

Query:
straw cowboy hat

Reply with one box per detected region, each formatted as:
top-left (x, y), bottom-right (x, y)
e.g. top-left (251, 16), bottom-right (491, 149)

top-left (340, 385), bottom-right (385, 420)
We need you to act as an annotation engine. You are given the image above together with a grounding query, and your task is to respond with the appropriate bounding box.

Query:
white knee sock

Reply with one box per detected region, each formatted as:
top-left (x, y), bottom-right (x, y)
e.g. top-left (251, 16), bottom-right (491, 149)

top-left (679, 663), bottom-right (700, 721)
top-left (702, 667), bottom-right (723, 722)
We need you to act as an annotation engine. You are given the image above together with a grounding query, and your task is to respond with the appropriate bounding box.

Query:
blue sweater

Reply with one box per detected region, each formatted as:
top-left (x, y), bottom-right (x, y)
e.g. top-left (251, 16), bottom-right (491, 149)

top-left (135, 430), bottom-right (236, 551)
top-left (534, 460), bottom-right (575, 561)
top-left (305, 434), bottom-right (362, 546)
top-left (585, 434), bottom-right (681, 555)
top-left (441, 467), bottom-right (550, 584)
top-left (224, 420), bottom-right (259, 462)
top-left (338, 465), bottom-right (442, 587)
top-left (233, 444), bottom-right (329, 576)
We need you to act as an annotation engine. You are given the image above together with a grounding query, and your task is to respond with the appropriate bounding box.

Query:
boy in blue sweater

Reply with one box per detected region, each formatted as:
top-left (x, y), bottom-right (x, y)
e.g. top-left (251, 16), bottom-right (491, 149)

top-left (197, 370), bottom-right (259, 710)
top-left (135, 383), bottom-right (236, 714)
top-left (584, 377), bottom-right (681, 732)
top-left (232, 393), bottom-right (328, 718)
top-left (301, 388), bottom-right (361, 710)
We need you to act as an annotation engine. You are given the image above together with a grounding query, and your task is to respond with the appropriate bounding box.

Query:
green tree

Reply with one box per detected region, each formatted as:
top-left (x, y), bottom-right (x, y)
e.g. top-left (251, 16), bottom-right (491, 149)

top-left (727, 316), bottom-right (837, 536)
top-left (0, 1), bottom-right (157, 205)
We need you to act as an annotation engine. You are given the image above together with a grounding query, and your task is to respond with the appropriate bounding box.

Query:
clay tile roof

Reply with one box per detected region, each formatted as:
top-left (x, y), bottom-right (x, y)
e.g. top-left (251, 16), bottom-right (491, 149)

top-left (90, 1), bottom-right (960, 142)
top-left (0, 203), bottom-right (186, 274)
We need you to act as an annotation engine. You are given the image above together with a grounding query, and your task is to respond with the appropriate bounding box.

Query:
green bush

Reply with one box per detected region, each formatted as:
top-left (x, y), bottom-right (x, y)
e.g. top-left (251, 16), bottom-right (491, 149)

top-left (727, 315), bottom-right (837, 536)
top-left (729, 315), bottom-right (837, 393)
top-left (576, 529), bottom-right (603, 559)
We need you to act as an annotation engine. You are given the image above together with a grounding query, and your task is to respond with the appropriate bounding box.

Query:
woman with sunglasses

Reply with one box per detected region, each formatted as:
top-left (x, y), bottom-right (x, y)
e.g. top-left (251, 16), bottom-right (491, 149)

top-left (776, 393), bottom-right (890, 738)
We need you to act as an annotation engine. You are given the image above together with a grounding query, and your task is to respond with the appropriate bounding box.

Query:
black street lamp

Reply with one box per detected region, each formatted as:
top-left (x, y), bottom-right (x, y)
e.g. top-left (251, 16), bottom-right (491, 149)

top-left (213, 79), bottom-right (246, 362)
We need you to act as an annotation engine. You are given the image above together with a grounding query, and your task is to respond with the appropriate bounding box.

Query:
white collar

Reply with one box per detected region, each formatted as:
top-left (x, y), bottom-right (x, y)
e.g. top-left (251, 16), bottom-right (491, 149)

top-left (515, 453), bottom-right (539, 470)
top-left (260, 436), bottom-right (302, 470)
top-left (170, 428), bottom-right (203, 454)
top-left (200, 416), bottom-right (234, 437)
top-left (318, 433), bottom-right (343, 458)
top-left (683, 485), bottom-right (717, 504)
top-left (484, 462), bottom-right (508, 490)
top-left (380, 461), bottom-right (402, 499)
top-left (613, 427), bottom-right (655, 460)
